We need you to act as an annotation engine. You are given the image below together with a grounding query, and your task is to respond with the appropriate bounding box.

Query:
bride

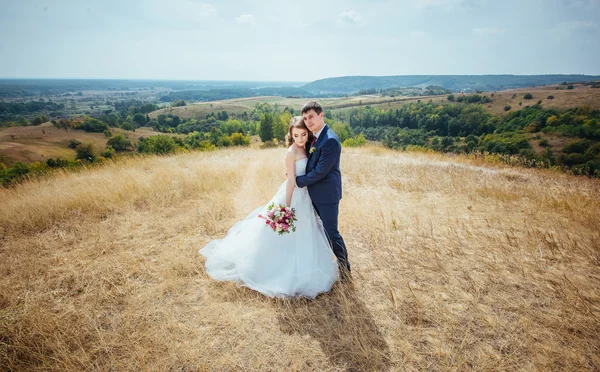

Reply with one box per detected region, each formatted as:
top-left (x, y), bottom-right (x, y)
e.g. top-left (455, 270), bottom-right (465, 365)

top-left (199, 116), bottom-right (339, 299)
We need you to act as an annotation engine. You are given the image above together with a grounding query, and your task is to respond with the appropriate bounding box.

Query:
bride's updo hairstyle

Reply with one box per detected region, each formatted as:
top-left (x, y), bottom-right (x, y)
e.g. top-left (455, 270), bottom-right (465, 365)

top-left (285, 116), bottom-right (314, 150)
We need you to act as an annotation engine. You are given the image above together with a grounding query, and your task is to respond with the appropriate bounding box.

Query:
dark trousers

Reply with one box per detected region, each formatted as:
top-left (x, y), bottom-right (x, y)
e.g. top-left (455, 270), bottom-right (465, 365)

top-left (313, 202), bottom-right (350, 271)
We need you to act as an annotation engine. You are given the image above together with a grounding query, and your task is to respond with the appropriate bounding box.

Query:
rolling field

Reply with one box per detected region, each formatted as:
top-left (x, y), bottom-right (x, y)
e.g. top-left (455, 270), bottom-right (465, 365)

top-left (1, 146), bottom-right (599, 370)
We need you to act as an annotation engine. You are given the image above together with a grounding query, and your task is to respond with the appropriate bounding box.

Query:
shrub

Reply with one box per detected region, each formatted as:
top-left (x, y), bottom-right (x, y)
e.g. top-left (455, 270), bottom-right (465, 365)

top-left (541, 148), bottom-right (555, 165)
top-left (547, 95), bottom-right (554, 99)
top-left (260, 139), bottom-right (279, 149)
top-left (46, 158), bottom-right (70, 168)
top-left (539, 138), bottom-right (549, 147)
top-left (567, 85), bottom-right (574, 90)
top-left (558, 153), bottom-right (586, 166)
top-left (447, 94), bottom-right (455, 101)
top-left (101, 147), bottom-right (115, 159)
top-left (80, 118), bottom-right (108, 132)
top-left (67, 139), bottom-right (81, 149)
top-left (31, 115), bottom-right (48, 126)
top-left (563, 139), bottom-right (591, 154)
top-left (230, 133), bottom-right (250, 146)
top-left (524, 93), bottom-right (533, 99)
top-left (342, 133), bottom-right (367, 147)
top-left (504, 105), bottom-right (511, 111)
top-left (121, 122), bottom-right (135, 131)
top-left (218, 135), bottom-right (233, 147)
top-left (75, 142), bottom-right (97, 162)
top-left (138, 135), bottom-right (178, 154)
top-left (107, 134), bottom-right (132, 151)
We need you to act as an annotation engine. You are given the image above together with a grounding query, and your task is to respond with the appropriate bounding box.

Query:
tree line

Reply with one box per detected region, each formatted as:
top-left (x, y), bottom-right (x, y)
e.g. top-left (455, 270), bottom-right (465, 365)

top-left (333, 99), bottom-right (599, 177)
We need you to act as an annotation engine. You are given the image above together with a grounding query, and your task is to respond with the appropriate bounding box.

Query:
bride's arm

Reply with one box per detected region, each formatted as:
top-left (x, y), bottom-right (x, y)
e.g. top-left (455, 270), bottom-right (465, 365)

top-left (285, 150), bottom-right (296, 206)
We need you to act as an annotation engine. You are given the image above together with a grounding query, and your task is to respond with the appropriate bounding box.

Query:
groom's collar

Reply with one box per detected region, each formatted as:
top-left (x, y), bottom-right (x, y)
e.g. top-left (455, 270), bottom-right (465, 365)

top-left (314, 124), bottom-right (327, 140)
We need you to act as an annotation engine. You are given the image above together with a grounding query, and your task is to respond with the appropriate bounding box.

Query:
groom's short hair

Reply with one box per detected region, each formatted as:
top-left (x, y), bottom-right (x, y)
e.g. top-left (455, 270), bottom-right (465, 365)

top-left (301, 101), bottom-right (323, 115)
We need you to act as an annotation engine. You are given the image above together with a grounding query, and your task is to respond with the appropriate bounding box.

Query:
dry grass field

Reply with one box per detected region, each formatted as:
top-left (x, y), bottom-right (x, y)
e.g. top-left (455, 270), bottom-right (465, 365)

top-left (150, 83), bottom-right (600, 122)
top-left (364, 83), bottom-right (600, 115)
top-left (0, 123), bottom-right (180, 166)
top-left (148, 95), bottom-right (430, 120)
top-left (1, 146), bottom-right (599, 371)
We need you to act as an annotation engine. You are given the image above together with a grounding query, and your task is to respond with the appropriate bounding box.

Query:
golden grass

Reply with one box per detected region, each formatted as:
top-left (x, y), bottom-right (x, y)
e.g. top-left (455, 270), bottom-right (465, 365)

top-left (360, 83), bottom-right (600, 116)
top-left (0, 123), bottom-right (181, 166)
top-left (1, 146), bottom-right (599, 371)
top-left (148, 95), bottom-right (432, 121)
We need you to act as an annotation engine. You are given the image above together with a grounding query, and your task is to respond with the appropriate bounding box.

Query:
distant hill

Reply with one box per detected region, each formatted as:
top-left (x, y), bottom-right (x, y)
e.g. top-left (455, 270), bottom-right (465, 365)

top-left (159, 87), bottom-right (313, 102)
top-left (0, 79), bottom-right (305, 98)
top-left (301, 75), bottom-right (600, 95)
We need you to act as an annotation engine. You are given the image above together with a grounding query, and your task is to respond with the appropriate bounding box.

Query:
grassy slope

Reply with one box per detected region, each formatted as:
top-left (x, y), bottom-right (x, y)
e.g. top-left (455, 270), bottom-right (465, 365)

top-left (150, 83), bottom-right (600, 121)
top-left (0, 123), bottom-right (180, 166)
top-left (1, 147), bottom-right (599, 370)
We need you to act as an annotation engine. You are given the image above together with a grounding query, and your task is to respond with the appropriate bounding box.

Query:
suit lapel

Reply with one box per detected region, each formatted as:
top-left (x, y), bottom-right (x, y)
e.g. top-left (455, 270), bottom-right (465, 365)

top-left (308, 125), bottom-right (329, 163)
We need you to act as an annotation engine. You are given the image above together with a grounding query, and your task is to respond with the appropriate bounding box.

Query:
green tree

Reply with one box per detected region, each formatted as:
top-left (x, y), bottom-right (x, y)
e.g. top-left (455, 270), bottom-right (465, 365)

top-left (329, 122), bottom-right (351, 143)
top-left (259, 113), bottom-right (274, 142)
top-left (31, 115), bottom-right (48, 126)
top-left (81, 118), bottom-right (108, 132)
top-left (231, 133), bottom-right (250, 146)
top-left (121, 121), bottom-right (135, 131)
top-left (133, 113), bottom-right (147, 126)
top-left (107, 134), bottom-right (132, 151)
top-left (139, 135), bottom-right (177, 154)
top-left (273, 112), bottom-right (291, 142)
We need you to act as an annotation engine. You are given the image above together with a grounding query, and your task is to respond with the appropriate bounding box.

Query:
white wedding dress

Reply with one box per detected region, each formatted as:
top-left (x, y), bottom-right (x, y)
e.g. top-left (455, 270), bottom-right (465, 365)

top-left (199, 158), bottom-right (339, 299)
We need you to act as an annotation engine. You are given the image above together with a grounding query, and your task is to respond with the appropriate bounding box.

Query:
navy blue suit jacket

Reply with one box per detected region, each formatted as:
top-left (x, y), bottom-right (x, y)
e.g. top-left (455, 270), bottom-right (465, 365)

top-left (296, 124), bottom-right (342, 204)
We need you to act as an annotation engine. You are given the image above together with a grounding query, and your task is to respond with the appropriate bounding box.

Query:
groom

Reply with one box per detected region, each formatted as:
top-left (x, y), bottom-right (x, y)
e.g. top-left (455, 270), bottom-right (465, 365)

top-left (295, 101), bottom-right (351, 276)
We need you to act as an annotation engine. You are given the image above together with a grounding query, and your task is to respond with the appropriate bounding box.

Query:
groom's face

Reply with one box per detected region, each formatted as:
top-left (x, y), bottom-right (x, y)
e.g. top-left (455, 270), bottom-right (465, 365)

top-left (302, 110), bottom-right (325, 134)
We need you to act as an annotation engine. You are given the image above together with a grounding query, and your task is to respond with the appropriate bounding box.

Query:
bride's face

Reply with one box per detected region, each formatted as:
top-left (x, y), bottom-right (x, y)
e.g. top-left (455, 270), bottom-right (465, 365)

top-left (292, 127), bottom-right (309, 147)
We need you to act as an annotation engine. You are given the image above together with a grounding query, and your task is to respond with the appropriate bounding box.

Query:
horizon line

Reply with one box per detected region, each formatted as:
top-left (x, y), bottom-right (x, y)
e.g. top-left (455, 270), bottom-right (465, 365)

top-left (1, 73), bottom-right (600, 82)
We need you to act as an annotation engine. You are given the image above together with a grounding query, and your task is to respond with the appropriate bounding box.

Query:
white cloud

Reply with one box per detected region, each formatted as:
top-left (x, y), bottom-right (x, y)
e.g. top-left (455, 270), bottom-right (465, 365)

top-left (336, 11), bottom-right (365, 26)
top-left (472, 27), bottom-right (506, 36)
top-left (235, 14), bottom-right (256, 25)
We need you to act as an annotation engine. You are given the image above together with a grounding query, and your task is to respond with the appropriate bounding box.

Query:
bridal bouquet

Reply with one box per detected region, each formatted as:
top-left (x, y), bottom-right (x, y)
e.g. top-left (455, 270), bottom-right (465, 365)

top-left (258, 202), bottom-right (297, 235)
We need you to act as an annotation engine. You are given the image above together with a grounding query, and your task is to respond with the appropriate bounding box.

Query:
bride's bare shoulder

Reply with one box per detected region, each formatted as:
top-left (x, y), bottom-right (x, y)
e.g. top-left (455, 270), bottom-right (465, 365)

top-left (286, 145), bottom-right (297, 160)
top-left (287, 145), bottom-right (304, 157)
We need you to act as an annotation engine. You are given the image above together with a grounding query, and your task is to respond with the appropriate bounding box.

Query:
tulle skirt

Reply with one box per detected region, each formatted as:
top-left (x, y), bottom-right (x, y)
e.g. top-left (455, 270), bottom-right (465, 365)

top-left (199, 181), bottom-right (339, 299)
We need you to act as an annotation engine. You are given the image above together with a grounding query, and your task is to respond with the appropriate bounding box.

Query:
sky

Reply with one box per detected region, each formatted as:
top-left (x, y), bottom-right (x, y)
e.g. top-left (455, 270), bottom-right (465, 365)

top-left (0, 0), bottom-right (599, 82)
